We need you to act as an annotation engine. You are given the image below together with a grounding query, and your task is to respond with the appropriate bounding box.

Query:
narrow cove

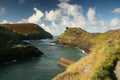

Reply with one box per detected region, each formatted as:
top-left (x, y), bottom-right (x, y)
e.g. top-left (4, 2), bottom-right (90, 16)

top-left (0, 37), bottom-right (86, 80)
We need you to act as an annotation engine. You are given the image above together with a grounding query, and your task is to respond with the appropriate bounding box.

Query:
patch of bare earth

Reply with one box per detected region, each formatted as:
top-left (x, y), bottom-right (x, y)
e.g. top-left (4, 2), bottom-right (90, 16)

top-left (114, 61), bottom-right (120, 80)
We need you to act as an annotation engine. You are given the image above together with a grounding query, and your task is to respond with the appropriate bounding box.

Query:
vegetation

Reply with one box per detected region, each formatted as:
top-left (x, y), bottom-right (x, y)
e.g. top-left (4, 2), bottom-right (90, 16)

top-left (56, 27), bottom-right (110, 52)
top-left (0, 23), bottom-right (53, 39)
top-left (0, 23), bottom-right (52, 63)
top-left (53, 27), bottom-right (120, 80)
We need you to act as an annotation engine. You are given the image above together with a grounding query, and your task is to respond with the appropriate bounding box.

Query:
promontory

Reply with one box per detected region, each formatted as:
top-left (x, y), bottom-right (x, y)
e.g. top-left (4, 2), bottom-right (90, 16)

top-left (53, 27), bottom-right (120, 80)
top-left (0, 23), bottom-right (53, 63)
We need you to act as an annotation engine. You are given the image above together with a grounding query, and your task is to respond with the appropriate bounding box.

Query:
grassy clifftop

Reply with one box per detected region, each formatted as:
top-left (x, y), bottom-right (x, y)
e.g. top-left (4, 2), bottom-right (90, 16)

top-left (56, 27), bottom-right (109, 52)
top-left (53, 27), bottom-right (120, 80)
top-left (0, 23), bottom-right (53, 39)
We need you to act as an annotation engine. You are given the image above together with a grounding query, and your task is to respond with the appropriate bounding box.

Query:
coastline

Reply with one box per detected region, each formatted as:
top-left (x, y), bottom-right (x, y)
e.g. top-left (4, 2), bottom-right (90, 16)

top-left (76, 47), bottom-right (87, 55)
top-left (53, 27), bottom-right (120, 80)
top-left (52, 40), bottom-right (88, 56)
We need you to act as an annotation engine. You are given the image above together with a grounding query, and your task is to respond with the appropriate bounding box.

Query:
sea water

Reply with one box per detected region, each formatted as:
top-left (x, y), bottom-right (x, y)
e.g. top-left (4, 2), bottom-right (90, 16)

top-left (0, 37), bottom-right (85, 80)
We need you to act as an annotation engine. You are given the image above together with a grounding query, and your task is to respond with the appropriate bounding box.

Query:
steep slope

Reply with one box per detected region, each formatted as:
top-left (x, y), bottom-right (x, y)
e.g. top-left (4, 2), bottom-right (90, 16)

top-left (53, 27), bottom-right (120, 80)
top-left (0, 23), bottom-right (53, 39)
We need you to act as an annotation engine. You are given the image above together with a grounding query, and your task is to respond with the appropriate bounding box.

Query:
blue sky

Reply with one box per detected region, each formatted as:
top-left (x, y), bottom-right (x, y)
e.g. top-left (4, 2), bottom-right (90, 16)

top-left (0, 0), bottom-right (120, 35)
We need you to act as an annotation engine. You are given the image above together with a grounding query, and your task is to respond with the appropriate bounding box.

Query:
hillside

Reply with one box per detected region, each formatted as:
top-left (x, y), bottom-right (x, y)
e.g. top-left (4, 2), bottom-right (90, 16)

top-left (0, 26), bottom-right (19, 48)
top-left (0, 23), bottom-right (53, 39)
top-left (56, 27), bottom-right (109, 53)
top-left (53, 27), bottom-right (120, 80)
top-left (0, 23), bottom-right (53, 63)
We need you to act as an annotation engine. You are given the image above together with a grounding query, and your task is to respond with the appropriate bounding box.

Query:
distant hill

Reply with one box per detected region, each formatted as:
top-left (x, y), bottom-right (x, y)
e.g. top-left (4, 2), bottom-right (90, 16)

top-left (0, 23), bottom-right (53, 39)
top-left (53, 27), bottom-right (120, 80)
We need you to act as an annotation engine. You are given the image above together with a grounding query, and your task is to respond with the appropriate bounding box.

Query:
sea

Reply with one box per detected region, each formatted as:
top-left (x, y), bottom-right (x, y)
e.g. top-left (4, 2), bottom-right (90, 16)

top-left (0, 37), bottom-right (86, 80)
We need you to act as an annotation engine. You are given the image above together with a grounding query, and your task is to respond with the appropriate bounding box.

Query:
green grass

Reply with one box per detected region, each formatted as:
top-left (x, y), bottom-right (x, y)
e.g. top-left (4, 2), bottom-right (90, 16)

top-left (0, 23), bottom-right (53, 39)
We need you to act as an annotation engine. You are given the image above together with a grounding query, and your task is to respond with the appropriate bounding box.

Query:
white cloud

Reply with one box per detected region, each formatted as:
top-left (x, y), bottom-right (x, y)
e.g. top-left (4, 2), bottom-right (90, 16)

top-left (17, 2), bottom-right (120, 35)
top-left (44, 2), bottom-right (86, 35)
top-left (45, 10), bottom-right (61, 21)
top-left (85, 7), bottom-right (112, 32)
top-left (57, 2), bottom-right (83, 17)
top-left (110, 17), bottom-right (120, 26)
top-left (0, 20), bottom-right (12, 24)
top-left (112, 8), bottom-right (120, 14)
top-left (40, 23), bottom-right (51, 32)
top-left (0, 7), bottom-right (6, 15)
top-left (2, 20), bottom-right (8, 23)
top-left (20, 8), bottom-right (44, 23)
top-left (87, 8), bottom-right (96, 21)
top-left (27, 8), bottom-right (44, 23)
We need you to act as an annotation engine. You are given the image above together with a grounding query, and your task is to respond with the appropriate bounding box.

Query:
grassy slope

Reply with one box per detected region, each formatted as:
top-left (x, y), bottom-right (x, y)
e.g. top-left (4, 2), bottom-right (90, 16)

top-left (0, 23), bottom-right (53, 39)
top-left (57, 27), bottom-right (110, 53)
top-left (53, 27), bottom-right (120, 80)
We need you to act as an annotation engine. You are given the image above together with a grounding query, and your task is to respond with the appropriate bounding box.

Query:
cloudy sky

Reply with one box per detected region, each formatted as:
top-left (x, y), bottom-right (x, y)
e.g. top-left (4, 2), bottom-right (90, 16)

top-left (0, 0), bottom-right (120, 35)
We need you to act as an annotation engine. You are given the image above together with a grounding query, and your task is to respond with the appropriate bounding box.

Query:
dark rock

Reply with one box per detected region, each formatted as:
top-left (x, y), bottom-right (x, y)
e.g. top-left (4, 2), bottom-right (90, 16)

top-left (0, 44), bottom-right (43, 63)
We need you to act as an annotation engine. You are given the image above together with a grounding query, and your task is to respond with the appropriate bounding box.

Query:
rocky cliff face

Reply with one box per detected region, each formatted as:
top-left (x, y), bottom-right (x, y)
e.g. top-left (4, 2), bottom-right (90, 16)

top-left (0, 23), bottom-right (52, 63)
top-left (53, 27), bottom-right (120, 80)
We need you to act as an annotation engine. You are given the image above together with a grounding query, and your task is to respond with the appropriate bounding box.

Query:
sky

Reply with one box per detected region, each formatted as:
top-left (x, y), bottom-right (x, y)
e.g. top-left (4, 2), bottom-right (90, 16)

top-left (0, 0), bottom-right (120, 35)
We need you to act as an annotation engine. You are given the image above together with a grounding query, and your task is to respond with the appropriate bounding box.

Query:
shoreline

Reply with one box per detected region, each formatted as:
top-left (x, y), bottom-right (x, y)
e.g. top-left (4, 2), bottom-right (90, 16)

top-left (76, 47), bottom-right (87, 55)
top-left (52, 40), bottom-right (88, 55)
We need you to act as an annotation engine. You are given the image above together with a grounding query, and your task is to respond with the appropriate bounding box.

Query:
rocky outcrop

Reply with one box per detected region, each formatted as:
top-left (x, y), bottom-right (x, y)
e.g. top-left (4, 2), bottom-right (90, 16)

top-left (57, 57), bottom-right (75, 68)
top-left (53, 27), bottom-right (120, 80)
top-left (0, 44), bottom-right (43, 63)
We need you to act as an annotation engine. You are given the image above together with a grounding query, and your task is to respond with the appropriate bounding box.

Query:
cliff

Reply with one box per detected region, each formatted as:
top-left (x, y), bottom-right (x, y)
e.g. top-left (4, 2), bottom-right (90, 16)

top-left (56, 27), bottom-right (110, 53)
top-left (53, 27), bottom-right (120, 80)
top-left (0, 23), bottom-right (52, 63)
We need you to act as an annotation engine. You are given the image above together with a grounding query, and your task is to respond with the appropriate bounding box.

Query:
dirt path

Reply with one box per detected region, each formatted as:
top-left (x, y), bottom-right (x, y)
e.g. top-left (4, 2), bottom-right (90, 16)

top-left (114, 61), bottom-right (120, 80)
